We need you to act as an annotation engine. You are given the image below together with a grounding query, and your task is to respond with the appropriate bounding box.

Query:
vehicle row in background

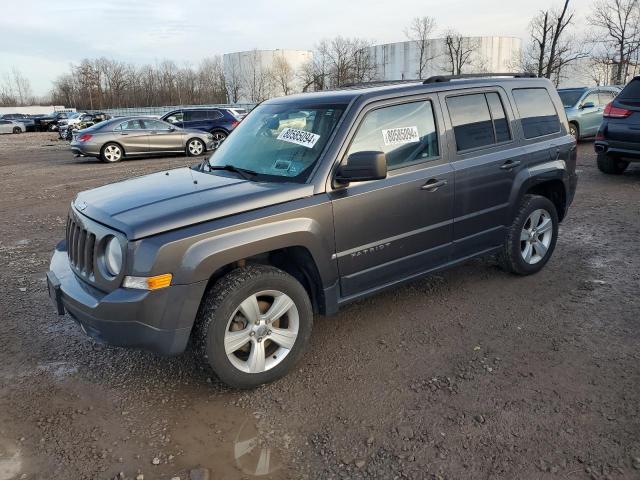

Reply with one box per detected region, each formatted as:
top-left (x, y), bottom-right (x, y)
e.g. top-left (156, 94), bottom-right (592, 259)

top-left (58, 112), bottom-right (111, 140)
top-left (69, 116), bottom-right (216, 162)
top-left (557, 86), bottom-right (622, 140)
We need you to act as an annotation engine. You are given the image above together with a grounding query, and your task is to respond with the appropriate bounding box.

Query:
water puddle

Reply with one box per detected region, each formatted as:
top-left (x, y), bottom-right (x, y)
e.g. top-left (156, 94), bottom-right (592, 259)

top-left (0, 441), bottom-right (21, 480)
top-left (172, 398), bottom-right (287, 478)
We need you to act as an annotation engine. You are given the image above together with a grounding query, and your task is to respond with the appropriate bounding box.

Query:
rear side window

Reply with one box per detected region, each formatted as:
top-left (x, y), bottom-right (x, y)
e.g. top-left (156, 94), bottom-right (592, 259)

top-left (207, 110), bottom-right (224, 120)
top-left (446, 92), bottom-right (512, 151)
top-left (617, 79), bottom-right (640, 104)
top-left (346, 100), bottom-right (439, 170)
top-left (116, 119), bottom-right (146, 130)
top-left (599, 91), bottom-right (617, 105)
top-left (184, 111), bottom-right (208, 121)
top-left (512, 88), bottom-right (560, 139)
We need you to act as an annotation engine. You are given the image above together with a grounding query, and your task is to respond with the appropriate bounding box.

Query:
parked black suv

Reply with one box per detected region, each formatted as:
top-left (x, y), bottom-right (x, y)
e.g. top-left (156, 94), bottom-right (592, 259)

top-left (47, 74), bottom-right (577, 388)
top-left (161, 107), bottom-right (240, 142)
top-left (594, 76), bottom-right (640, 174)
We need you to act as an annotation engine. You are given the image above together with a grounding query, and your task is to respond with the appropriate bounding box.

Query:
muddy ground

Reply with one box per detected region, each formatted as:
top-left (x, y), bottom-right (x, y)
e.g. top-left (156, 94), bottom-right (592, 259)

top-left (0, 133), bottom-right (639, 480)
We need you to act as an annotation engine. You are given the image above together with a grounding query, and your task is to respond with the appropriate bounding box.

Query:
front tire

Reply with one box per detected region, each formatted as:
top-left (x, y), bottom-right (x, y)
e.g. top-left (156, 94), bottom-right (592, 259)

top-left (569, 123), bottom-right (579, 141)
top-left (186, 138), bottom-right (205, 157)
top-left (597, 153), bottom-right (628, 174)
top-left (12, 127), bottom-right (22, 134)
top-left (195, 265), bottom-right (313, 389)
top-left (100, 142), bottom-right (123, 163)
top-left (499, 194), bottom-right (559, 275)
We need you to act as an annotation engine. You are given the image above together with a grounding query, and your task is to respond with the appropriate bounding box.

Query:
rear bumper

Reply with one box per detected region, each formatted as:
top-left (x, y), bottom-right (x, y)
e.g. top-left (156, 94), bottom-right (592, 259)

top-left (70, 142), bottom-right (100, 157)
top-left (47, 241), bottom-right (206, 355)
top-left (594, 140), bottom-right (640, 161)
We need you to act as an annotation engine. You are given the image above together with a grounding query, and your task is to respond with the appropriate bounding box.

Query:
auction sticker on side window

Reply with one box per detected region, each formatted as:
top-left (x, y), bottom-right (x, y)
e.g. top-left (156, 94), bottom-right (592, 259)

top-left (382, 126), bottom-right (420, 146)
top-left (277, 128), bottom-right (320, 149)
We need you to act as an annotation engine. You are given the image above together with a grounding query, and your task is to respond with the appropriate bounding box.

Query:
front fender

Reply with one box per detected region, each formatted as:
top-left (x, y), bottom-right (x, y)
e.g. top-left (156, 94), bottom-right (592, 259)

top-left (178, 217), bottom-right (335, 285)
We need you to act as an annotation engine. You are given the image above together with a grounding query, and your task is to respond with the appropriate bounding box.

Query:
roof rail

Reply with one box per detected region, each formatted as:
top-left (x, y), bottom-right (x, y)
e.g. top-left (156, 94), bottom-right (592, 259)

top-left (338, 79), bottom-right (421, 89)
top-left (423, 72), bottom-right (537, 84)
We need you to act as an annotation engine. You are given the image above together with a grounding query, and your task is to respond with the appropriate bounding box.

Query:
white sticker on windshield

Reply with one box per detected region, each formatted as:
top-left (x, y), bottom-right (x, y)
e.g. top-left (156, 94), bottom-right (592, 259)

top-left (382, 126), bottom-right (420, 146)
top-left (277, 128), bottom-right (320, 149)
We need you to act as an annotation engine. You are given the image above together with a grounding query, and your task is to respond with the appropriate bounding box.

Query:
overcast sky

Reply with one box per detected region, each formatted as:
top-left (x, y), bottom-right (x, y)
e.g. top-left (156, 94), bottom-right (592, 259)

top-left (0, 0), bottom-right (589, 96)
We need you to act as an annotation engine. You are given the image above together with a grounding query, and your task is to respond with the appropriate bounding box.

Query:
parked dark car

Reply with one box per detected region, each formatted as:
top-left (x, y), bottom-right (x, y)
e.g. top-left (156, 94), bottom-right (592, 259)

top-left (0, 113), bottom-right (36, 132)
top-left (33, 111), bottom-right (77, 131)
top-left (594, 76), bottom-right (640, 174)
top-left (47, 73), bottom-right (577, 388)
top-left (161, 108), bottom-right (240, 142)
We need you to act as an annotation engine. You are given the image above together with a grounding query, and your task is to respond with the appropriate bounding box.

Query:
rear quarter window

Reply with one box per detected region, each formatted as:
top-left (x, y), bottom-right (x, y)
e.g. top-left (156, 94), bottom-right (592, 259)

top-left (617, 78), bottom-right (640, 105)
top-left (512, 88), bottom-right (561, 139)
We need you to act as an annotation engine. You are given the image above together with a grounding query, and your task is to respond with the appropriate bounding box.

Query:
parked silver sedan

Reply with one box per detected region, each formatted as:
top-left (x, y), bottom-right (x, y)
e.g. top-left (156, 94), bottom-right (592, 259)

top-left (0, 119), bottom-right (26, 134)
top-left (69, 117), bottom-right (216, 162)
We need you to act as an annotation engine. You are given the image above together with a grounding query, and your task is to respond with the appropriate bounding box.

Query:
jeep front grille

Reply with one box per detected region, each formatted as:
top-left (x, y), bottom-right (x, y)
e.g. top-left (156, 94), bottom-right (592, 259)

top-left (66, 215), bottom-right (96, 276)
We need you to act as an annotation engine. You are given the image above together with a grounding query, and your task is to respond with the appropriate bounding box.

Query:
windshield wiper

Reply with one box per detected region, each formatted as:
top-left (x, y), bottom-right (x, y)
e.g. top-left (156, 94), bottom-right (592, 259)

top-left (207, 164), bottom-right (258, 181)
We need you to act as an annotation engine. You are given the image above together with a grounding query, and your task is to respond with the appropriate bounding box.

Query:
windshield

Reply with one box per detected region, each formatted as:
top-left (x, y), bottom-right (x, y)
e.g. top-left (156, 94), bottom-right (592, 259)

top-left (558, 89), bottom-right (586, 108)
top-left (207, 103), bottom-right (345, 183)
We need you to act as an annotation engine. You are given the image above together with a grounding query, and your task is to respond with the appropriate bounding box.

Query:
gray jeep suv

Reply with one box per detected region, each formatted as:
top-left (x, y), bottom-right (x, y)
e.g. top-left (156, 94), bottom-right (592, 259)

top-left (47, 74), bottom-right (577, 388)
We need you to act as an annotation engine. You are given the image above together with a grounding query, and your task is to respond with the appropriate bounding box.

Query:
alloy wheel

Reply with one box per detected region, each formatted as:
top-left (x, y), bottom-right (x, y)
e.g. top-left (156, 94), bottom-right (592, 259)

top-left (104, 145), bottom-right (121, 162)
top-left (520, 208), bottom-right (553, 265)
top-left (224, 290), bottom-right (299, 374)
top-left (188, 140), bottom-right (204, 156)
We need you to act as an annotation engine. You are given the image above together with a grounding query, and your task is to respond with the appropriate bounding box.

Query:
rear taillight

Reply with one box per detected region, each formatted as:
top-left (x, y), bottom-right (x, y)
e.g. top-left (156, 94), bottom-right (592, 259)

top-left (78, 134), bottom-right (93, 142)
top-left (231, 120), bottom-right (239, 128)
top-left (603, 102), bottom-right (632, 118)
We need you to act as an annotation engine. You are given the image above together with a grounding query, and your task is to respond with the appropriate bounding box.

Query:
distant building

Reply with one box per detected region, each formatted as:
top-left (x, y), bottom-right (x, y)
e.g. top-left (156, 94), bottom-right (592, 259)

top-left (369, 36), bottom-right (523, 81)
top-left (223, 49), bottom-right (313, 103)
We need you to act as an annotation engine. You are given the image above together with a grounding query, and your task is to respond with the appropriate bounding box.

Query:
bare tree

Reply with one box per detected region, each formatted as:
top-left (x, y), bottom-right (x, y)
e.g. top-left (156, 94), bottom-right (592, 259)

top-left (521, 1), bottom-right (588, 84)
top-left (242, 49), bottom-right (272, 103)
top-left (271, 53), bottom-right (295, 96)
top-left (589, 0), bottom-right (640, 84)
top-left (443, 30), bottom-right (479, 75)
top-left (404, 16), bottom-right (437, 78)
top-left (0, 68), bottom-right (34, 106)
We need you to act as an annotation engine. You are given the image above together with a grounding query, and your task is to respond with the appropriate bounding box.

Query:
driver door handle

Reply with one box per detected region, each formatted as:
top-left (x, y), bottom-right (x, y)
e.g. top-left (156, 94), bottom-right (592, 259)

top-left (420, 179), bottom-right (447, 191)
top-left (500, 160), bottom-right (521, 170)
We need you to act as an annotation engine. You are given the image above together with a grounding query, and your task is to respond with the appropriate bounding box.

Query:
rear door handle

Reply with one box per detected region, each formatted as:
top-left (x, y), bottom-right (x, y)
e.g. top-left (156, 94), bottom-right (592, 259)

top-left (500, 160), bottom-right (521, 170)
top-left (420, 179), bottom-right (447, 191)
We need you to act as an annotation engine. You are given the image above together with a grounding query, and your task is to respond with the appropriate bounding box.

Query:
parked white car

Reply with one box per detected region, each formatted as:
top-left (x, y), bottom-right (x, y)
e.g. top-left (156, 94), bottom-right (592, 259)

top-left (0, 119), bottom-right (25, 134)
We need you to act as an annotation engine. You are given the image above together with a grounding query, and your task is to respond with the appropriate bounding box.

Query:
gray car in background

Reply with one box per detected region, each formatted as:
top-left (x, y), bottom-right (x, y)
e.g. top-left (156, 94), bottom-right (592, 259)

top-left (0, 119), bottom-right (26, 134)
top-left (70, 116), bottom-right (216, 162)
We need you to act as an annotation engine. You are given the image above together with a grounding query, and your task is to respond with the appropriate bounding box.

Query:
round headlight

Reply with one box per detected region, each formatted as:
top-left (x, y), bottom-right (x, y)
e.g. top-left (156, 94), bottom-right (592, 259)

top-left (105, 236), bottom-right (123, 276)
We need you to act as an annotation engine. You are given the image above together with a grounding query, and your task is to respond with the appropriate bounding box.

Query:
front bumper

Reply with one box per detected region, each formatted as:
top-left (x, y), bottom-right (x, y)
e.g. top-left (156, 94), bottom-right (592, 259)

top-left (47, 241), bottom-right (206, 355)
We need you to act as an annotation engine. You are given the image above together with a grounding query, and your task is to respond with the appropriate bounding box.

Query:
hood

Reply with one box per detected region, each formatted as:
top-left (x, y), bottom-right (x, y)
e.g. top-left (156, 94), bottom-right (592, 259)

top-left (75, 167), bottom-right (314, 239)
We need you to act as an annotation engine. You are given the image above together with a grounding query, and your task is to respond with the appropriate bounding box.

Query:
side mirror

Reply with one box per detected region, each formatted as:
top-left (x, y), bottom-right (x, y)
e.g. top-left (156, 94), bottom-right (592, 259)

top-left (168, 126), bottom-right (176, 132)
top-left (335, 151), bottom-right (387, 184)
top-left (581, 101), bottom-right (595, 109)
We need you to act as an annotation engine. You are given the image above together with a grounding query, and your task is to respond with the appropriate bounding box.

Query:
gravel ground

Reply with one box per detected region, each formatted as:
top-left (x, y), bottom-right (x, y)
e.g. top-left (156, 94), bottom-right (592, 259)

top-left (0, 133), bottom-right (639, 480)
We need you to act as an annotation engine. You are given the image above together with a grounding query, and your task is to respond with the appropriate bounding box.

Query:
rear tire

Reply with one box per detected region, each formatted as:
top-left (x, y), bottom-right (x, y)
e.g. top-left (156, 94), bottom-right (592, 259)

top-left (186, 138), bottom-right (205, 157)
top-left (597, 153), bottom-right (628, 174)
top-left (12, 127), bottom-right (21, 134)
top-left (194, 265), bottom-right (313, 389)
top-left (100, 142), bottom-right (123, 163)
top-left (499, 194), bottom-right (559, 276)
